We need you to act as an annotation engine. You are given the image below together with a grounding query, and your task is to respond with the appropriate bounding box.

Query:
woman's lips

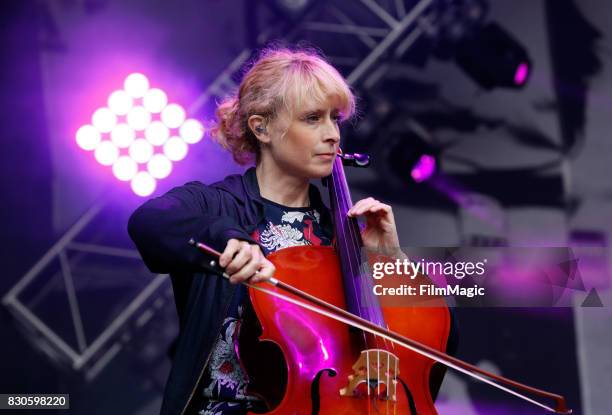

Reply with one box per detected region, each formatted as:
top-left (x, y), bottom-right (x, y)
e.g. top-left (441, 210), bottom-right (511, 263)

top-left (315, 153), bottom-right (335, 160)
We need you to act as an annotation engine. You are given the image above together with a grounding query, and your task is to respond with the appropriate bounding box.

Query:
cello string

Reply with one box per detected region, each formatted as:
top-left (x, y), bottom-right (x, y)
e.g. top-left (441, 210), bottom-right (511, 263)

top-left (333, 157), bottom-right (392, 363)
top-left (337, 159), bottom-right (390, 353)
top-left (331, 159), bottom-right (369, 350)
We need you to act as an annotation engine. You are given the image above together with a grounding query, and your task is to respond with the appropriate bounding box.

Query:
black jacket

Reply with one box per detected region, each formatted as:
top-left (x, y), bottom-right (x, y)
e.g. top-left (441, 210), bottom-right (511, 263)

top-left (127, 167), bottom-right (332, 415)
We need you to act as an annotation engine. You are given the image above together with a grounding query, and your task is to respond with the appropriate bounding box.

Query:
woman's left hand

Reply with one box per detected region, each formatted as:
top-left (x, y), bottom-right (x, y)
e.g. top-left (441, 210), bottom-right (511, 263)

top-left (347, 197), bottom-right (402, 256)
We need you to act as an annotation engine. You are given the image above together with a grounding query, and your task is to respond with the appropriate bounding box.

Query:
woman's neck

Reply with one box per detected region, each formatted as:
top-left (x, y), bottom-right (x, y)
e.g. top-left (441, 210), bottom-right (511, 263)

top-left (255, 162), bottom-right (310, 208)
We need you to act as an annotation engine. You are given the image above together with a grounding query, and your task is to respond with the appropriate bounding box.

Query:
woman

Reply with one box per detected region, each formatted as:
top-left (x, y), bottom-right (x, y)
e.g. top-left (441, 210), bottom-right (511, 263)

top-left (128, 47), bottom-right (404, 415)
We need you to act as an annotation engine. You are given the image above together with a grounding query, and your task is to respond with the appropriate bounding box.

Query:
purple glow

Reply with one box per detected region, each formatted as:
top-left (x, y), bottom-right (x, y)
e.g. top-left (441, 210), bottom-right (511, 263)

top-left (514, 62), bottom-right (529, 85)
top-left (411, 154), bottom-right (436, 182)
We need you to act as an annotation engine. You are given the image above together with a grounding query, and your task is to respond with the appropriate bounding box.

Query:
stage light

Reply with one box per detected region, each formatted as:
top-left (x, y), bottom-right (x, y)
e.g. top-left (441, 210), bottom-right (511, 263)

top-left (126, 106), bottom-right (152, 131)
top-left (179, 119), bottom-right (204, 144)
top-left (112, 156), bottom-right (138, 181)
top-left (411, 154), bottom-right (437, 183)
top-left (124, 73), bottom-right (149, 98)
top-left (129, 138), bottom-right (154, 164)
top-left (161, 103), bottom-right (186, 128)
top-left (163, 136), bottom-right (188, 161)
top-left (147, 154), bottom-right (173, 179)
top-left (75, 125), bottom-right (101, 151)
top-left (514, 62), bottom-right (529, 86)
top-left (455, 22), bottom-right (531, 90)
top-left (131, 171), bottom-right (156, 197)
top-left (91, 107), bottom-right (117, 133)
top-left (77, 73), bottom-right (206, 196)
top-left (94, 141), bottom-right (119, 166)
top-left (143, 88), bottom-right (168, 113)
top-left (110, 123), bottom-right (135, 148)
top-left (145, 121), bottom-right (170, 146)
top-left (382, 122), bottom-right (438, 184)
top-left (107, 90), bottom-right (133, 115)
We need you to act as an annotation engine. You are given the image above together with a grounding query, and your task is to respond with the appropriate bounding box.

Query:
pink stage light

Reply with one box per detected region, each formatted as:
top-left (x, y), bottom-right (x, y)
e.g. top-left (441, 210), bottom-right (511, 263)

top-left (107, 90), bottom-right (133, 115)
top-left (145, 121), bottom-right (170, 146)
top-left (147, 154), bottom-right (173, 179)
top-left (164, 136), bottom-right (189, 161)
top-left (143, 88), bottom-right (168, 113)
top-left (110, 123), bottom-right (135, 148)
top-left (76, 72), bottom-right (206, 196)
top-left (129, 138), bottom-right (154, 164)
top-left (131, 171), bottom-right (156, 197)
top-left (514, 62), bottom-right (529, 86)
top-left (124, 73), bottom-right (150, 98)
top-left (180, 119), bottom-right (204, 144)
top-left (94, 141), bottom-right (119, 166)
top-left (112, 156), bottom-right (138, 181)
top-left (411, 154), bottom-right (437, 183)
top-left (91, 107), bottom-right (117, 133)
top-left (161, 103), bottom-right (186, 128)
top-left (126, 106), bottom-right (152, 131)
top-left (76, 125), bottom-right (101, 151)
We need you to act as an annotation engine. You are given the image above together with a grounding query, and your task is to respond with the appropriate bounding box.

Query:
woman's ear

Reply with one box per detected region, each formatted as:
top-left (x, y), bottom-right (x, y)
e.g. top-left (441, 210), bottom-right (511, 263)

top-left (248, 115), bottom-right (270, 144)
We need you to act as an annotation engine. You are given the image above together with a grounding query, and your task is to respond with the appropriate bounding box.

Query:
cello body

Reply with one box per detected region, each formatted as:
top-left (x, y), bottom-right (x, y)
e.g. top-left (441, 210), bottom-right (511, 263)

top-left (244, 245), bottom-right (451, 414)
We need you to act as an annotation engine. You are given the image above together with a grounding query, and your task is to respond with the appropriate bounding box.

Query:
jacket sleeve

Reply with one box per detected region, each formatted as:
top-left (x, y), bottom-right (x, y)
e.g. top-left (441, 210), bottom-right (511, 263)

top-left (127, 181), bottom-right (256, 274)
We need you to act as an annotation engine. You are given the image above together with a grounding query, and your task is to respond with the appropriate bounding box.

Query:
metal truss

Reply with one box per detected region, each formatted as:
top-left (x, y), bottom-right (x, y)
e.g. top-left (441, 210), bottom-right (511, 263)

top-left (190, 0), bottom-right (437, 115)
top-left (2, 202), bottom-right (174, 382)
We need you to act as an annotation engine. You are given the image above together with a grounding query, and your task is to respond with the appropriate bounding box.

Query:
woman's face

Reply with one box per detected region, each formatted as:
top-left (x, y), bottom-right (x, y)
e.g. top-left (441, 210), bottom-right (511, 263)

top-left (266, 96), bottom-right (342, 179)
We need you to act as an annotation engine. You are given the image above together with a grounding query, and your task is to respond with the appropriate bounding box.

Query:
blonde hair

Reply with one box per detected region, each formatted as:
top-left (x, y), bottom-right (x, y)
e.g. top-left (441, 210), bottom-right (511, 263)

top-left (211, 47), bottom-right (356, 165)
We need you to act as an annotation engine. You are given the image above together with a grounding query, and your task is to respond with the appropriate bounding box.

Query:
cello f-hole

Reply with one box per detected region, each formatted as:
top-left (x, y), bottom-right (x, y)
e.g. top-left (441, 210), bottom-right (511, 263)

top-left (310, 368), bottom-right (337, 415)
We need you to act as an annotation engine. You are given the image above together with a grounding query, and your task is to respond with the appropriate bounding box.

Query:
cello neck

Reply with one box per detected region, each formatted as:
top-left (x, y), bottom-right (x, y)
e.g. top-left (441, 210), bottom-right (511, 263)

top-left (328, 156), bottom-right (386, 328)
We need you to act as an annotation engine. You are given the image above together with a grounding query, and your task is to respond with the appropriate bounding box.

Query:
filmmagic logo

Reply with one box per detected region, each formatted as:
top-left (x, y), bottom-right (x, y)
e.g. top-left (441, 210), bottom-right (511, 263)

top-left (371, 258), bottom-right (487, 280)
top-left (372, 283), bottom-right (485, 298)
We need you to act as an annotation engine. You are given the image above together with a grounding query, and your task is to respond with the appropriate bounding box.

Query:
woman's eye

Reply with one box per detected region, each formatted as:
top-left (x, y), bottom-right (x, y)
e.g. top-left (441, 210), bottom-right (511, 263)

top-left (306, 115), bottom-right (320, 123)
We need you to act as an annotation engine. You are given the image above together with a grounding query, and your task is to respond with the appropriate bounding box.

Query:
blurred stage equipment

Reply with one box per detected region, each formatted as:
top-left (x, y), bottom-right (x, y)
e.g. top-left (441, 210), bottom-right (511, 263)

top-left (426, 0), bottom-right (531, 89)
top-left (76, 73), bottom-right (204, 197)
top-left (454, 22), bottom-right (531, 89)
top-left (382, 119), bottom-right (439, 184)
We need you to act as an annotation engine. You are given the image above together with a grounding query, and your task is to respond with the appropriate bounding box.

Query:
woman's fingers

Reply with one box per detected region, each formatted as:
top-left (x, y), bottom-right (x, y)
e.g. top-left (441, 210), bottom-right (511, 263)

top-left (228, 245), bottom-right (262, 284)
top-left (250, 259), bottom-right (276, 283)
top-left (219, 241), bottom-right (275, 285)
top-left (224, 241), bottom-right (253, 275)
top-left (348, 197), bottom-right (391, 218)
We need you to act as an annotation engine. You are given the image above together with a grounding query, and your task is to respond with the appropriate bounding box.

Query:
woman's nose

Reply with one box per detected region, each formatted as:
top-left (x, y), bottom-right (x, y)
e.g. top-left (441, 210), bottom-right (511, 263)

top-left (323, 120), bottom-right (340, 143)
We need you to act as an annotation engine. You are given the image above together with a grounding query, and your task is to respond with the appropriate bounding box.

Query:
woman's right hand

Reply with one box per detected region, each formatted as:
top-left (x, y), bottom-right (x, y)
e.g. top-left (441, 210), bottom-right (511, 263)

top-left (219, 239), bottom-right (275, 284)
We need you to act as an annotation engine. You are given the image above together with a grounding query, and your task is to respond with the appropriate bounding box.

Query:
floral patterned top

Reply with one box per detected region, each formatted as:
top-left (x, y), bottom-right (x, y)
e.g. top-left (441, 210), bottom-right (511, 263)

top-left (199, 198), bottom-right (332, 414)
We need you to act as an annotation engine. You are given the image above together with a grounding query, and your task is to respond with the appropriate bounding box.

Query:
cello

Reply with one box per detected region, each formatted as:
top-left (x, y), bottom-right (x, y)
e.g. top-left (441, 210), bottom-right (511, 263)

top-left (191, 152), bottom-right (571, 414)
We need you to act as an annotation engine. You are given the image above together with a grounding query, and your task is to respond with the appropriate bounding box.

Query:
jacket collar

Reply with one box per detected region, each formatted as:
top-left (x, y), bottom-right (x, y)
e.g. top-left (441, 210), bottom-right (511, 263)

top-left (235, 166), bottom-right (328, 211)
